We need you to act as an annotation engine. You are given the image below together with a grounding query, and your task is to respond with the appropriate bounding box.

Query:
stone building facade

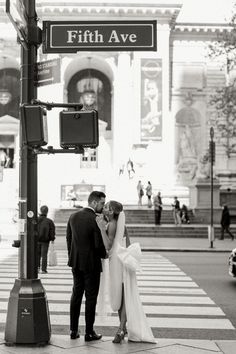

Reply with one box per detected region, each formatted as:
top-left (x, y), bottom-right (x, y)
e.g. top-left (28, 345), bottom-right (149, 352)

top-left (0, 0), bottom-right (235, 210)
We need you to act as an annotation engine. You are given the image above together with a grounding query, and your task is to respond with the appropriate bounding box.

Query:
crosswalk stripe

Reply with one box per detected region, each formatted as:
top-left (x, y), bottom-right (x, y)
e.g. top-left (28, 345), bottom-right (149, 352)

top-left (0, 283), bottom-right (206, 294)
top-left (0, 270), bottom-right (187, 276)
top-left (0, 302), bottom-right (223, 316)
top-left (0, 285), bottom-right (208, 295)
top-left (0, 312), bottom-right (232, 330)
top-left (0, 251), bottom-right (234, 333)
top-left (0, 291), bottom-right (214, 304)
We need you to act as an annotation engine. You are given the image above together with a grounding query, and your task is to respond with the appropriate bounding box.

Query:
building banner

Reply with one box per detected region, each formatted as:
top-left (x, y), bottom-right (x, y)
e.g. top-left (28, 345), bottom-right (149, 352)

top-left (140, 59), bottom-right (162, 141)
top-left (0, 166), bottom-right (3, 182)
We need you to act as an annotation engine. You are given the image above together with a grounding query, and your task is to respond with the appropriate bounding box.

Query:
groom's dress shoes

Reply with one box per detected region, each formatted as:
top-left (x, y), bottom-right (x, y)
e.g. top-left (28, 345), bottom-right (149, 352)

top-left (70, 331), bottom-right (80, 339)
top-left (85, 331), bottom-right (102, 342)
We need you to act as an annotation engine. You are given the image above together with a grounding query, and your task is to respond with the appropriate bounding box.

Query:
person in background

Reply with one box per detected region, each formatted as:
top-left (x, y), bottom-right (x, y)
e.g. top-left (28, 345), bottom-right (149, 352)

top-left (127, 158), bottom-right (135, 179)
top-left (137, 180), bottom-right (144, 206)
top-left (146, 181), bottom-right (153, 208)
top-left (0, 149), bottom-right (6, 167)
top-left (153, 191), bottom-right (162, 225)
top-left (119, 164), bottom-right (125, 176)
top-left (172, 196), bottom-right (181, 225)
top-left (220, 205), bottom-right (234, 240)
top-left (38, 205), bottom-right (56, 274)
top-left (181, 204), bottom-right (190, 224)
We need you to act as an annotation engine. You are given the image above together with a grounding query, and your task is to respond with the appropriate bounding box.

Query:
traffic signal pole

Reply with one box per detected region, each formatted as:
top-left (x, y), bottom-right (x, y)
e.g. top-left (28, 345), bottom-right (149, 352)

top-left (5, 0), bottom-right (51, 345)
top-left (209, 127), bottom-right (215, 249)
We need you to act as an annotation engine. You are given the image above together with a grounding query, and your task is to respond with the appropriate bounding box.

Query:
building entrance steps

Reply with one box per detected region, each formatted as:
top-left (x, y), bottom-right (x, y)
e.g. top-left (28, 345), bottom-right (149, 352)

top-left (53, 207), bottom-right (236, 239)
top-left (55, 223), bottom-right (236, 239)
top-left (53, 206), bottom-right (196, 224)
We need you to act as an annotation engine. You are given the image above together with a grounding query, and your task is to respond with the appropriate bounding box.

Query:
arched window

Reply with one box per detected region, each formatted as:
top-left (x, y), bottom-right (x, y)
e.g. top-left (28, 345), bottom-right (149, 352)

top-left (67, 69), bottom-right (111, 130)
top-left (0, 68), bottom-right (20, 119)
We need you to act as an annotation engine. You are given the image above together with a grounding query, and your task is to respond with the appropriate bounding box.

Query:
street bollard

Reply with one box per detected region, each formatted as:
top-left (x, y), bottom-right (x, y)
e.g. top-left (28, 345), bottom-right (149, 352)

top-left (208, 225), bottom-right (215, 248)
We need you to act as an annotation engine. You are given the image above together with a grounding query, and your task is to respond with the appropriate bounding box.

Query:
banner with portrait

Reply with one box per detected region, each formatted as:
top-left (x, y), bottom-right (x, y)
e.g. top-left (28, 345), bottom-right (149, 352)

top-left (140, 59), bottom-right (162, 141)
top-left (61, 183), bottom-right (105, 202)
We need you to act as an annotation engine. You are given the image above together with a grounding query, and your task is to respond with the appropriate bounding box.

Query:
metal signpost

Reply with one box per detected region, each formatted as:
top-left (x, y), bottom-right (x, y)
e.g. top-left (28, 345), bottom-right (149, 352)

top-left (209, 127), bottom-right (215, 249)
top-left (5, 0), bottom-right (51, 345)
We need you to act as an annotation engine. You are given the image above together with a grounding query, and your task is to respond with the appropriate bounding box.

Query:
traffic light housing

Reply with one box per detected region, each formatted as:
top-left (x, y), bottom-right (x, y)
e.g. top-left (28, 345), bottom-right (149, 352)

top-left (209, 141), bottom-right (216, 164)
top-left (59, 109), bottom-right (99, 149)
top-left (21, 105), bottom-right (48, 147)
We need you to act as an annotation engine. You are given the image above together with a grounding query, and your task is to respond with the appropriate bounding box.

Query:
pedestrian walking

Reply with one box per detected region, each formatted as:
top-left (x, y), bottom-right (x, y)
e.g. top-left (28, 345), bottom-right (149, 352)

top-left (172, 196), bottom-right (181, 225)
top-left (153, 191), bottom-right (162, 225)
top-left (146, 181), bottom-right (153, 208)
top-left (137, 180), bottom-right (144, 206)
top-left (220, 205), bottom-right (234, 240)
top-left (127, 158), bottom-right (135, 179)
top-left (181, 204), bottom-right (190, 224)
top-left (66, 191), bottom-right (107, 341)
top-left (119, 163), bottom-right (124, 176)
top-left (37, 205), bottom-right (56, 274)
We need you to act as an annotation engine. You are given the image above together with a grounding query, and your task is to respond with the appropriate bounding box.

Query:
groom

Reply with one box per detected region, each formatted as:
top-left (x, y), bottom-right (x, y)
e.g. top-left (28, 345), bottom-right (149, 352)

top-left (66, 191), bottom-right (107, 341)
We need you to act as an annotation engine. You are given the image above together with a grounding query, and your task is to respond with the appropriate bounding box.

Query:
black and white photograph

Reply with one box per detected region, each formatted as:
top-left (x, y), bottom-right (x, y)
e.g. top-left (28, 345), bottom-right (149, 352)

top-left (0, 0), bottom-right (236, 353)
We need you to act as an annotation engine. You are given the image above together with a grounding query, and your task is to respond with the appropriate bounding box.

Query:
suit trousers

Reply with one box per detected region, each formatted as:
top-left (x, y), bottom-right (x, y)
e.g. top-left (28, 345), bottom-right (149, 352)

top-left (70, 268), bottom-right (101, 334)
top-left (38, 242), bottom-right (49, 272)
top-left (154, 209), bottom-right (162, 225)
top-left (220, 226), bottom-right (234, 240)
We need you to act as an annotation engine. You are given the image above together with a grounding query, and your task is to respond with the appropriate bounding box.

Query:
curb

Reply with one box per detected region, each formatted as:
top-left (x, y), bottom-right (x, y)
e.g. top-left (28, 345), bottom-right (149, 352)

top-left (142, 248), bottom-right (232, 252)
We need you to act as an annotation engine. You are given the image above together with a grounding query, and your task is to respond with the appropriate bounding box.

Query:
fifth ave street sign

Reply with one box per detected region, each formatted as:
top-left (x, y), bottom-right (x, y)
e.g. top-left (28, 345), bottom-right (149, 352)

top-left (42, 20), bottom-right (157, 53)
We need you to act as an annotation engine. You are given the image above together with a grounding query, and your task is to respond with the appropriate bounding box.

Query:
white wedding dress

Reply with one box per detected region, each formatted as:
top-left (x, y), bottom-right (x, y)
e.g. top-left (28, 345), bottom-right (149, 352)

top-left (97, 211), bottom-right (156, 343)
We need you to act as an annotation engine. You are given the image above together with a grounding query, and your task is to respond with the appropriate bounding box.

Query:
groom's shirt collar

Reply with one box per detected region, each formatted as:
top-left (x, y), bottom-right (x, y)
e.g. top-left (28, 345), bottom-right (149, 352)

top-left (86, 206), bottom-right (95, 213)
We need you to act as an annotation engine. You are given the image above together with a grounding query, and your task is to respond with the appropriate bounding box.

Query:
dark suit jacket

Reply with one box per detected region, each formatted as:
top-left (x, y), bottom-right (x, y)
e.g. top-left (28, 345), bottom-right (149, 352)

top-left (221, 209), bottom-right (231, 227)
top-left (66, 207), bottom-right (106, 272)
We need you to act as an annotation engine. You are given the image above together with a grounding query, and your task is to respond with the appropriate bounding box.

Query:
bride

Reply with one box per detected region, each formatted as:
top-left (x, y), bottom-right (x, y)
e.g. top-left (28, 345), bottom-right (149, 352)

top-left (96, 200), bottom-right (155, 344)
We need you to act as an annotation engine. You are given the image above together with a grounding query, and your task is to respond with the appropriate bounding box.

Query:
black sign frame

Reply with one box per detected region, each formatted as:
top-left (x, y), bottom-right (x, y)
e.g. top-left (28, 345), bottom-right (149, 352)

top-left (43, 20), bottom-right (157, 53)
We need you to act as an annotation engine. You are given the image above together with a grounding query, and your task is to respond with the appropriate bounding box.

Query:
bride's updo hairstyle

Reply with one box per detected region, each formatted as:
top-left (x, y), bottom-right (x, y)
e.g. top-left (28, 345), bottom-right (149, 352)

top-left (109, 200), bottom-right (123, 220)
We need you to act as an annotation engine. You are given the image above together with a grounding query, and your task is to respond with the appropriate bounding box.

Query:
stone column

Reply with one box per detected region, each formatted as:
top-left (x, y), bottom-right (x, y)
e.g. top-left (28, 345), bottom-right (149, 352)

top-left (37, 55), bottom-right (66, 208)
top-left (112, 52), bottom-right (133, 173)
top-left (193, 178), bottom-right (222, 223)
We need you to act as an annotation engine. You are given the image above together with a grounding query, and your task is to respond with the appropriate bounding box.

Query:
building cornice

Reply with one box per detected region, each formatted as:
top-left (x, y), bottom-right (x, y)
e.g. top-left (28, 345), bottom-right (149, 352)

top-left (174, 22), bottom-right (231, 32)
top-left (36, 3), bottom-right (181, 25)
top-left (0, 2), bottom-right (232, 41)
top-left (171, 23), bottom-right (232, 41)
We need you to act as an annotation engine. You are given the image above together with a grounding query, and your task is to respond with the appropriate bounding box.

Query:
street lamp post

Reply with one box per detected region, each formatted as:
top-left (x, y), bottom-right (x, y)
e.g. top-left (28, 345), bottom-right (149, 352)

top-left (4, 0), bottom-right (50, 345)
top-left (209, 127), bottom-right (215, 249)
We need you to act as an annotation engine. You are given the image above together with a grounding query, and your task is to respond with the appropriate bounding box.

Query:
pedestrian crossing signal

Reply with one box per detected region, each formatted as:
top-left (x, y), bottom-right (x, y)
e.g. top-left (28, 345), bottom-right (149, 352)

top-left (59, 110), bottom-right (99, 149)
top-left (21, 105), bottom-right (48, 147)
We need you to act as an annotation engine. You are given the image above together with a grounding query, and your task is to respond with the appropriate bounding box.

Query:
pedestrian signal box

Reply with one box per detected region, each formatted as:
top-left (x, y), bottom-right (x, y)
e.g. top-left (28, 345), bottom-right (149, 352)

top-left (21, 105), bottom-right (48, 147)
top-left (59, 110), bottom-right (99, 149)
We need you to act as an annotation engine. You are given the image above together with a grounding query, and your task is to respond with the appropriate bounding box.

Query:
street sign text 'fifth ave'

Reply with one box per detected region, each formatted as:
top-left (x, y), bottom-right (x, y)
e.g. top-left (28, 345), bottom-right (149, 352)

top-left (43, 20), bottom-right (157, 53)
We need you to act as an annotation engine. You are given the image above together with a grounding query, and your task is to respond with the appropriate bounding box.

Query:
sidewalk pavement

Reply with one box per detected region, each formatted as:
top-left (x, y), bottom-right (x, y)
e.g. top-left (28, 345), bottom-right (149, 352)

top-left (133, 235), bottom-right (236, 253)
top-left (0, 334), bottom-right (236, 354)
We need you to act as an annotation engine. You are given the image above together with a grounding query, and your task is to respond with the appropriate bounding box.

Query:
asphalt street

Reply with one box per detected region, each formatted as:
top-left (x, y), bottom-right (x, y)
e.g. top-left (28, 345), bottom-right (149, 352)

top-left (162, 252), bottom-right (236, 332)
